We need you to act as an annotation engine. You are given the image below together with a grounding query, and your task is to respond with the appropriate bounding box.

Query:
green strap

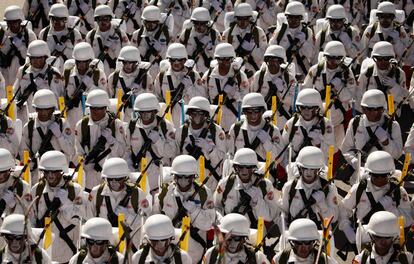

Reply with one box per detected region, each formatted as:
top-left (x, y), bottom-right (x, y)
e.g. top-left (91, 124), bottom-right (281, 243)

top-left (95, 183), bottom-right (106, 217)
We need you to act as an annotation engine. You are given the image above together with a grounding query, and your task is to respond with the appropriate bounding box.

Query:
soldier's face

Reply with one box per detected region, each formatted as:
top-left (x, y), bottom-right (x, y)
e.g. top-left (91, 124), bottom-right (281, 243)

top-left (188, 110), bottom-right (207, 126)
top-left (138, 110), bottom-right (157, 125)
top-left (325, 55), bottom-right (342, 70)
top-left (235, 165), bottom-right (256, 183)
top-left (374, 56), bottom-right (392, 71)
top-left (97, 16), bottom-right (112, 32)
top-left (150, 239), bottom-right (170, 256)
top-left (300, 167), bottom-right (319, 184)
top-left (6, 20), bottom-right (22, 34)
top-left (169, 58), bottom-right (186, 72)
top-left (122, 60), bottom-right (138, 74)
top-left (75, 60), bottom-right (91, 75)
top-left (244, 108), bottom-right (264, 126)
top-left (225, 236), bottom-right (244, 253)
top-left (286, 15), bottom-right (302, 29)
top-left (0, 170), bottom-right (11, 184)
top-left (265, 57), bottom-right (282, 73)
top-left (30, 56), bottom-right (47, 69)
top-left (291, 240), bottom-right (315, 258)
top-left (106, 177), bottom-right (126, 192)
top-left (51, 16), bottom-right (66, 31)
top-left (90, 107), bottom-right (107, 122)
top-left (372, 235), bottom-right (394, 256)
top-left (236, 16), bottom-right (251, 29)
top-left (217, 57), bottom-right (233, 69)
top-left (144, 20), bottom-right (159, 31)
top-left (43, 170), bottom-right (63, 187)
top-left (174, 174), bottom-right (194, 192)
top-left (193, 20), bottom-right (208, 34)
top-left (377, 13), bottom-right (394, 28)
top-left (370, 173), bottom-right (389, 188)
top-left (4, 234), bottom-right (26, 254)
top-left (362, 106), bottom-right (384, 123)
top-left (36, 107), bottom-right (55, 122)
top-left (299, 106), bottom-right (318, 121)
top-left (328, 18), bottom-right (345, 31)
top-left (87, 239), bottom-right (108, 258)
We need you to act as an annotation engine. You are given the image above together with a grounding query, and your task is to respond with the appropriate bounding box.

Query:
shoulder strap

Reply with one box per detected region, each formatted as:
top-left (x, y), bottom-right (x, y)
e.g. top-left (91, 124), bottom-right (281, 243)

top-left (193, 182), bottom-right (208, 207)
top-left (288, 113), bottom-right (300, 142)
top-left (80, 116), bottom-right (90, 150)
top-left (288, 178), bottom-right (298, 204)
top-left (356, 179), bottom-right (367, 205)
top-left (179, 122), bottom-right (189, 153)
top-left (158, 183), bottom-right (169, 211)
top-left (252, 26), bottom-right (259, 45)
top-left (360, 248), bottom-right (370, 264)
top-left (320, 27), bottom-right (326, 50)
top-left (227, 24), bottom-right (236, 44)
top-left (182, 27), bottom-right (192, 46)
top-left (28, 117), bottom-right (35, 155)
top-left (233, 121), bottom-right (243, 141)
top-left (95, 183), bottom-right (106, 216)
top-left (352, 115), bottom-right (361, 136)
top-left (126, 183), bottom-right (140, 213)
top-left (76, 249), bottom-right (88, 264)
top-left (278, 249), bottom-right (291, 264)
top-left (138, 244), bottom-right (150, 264)
top-left (276, 23), bottom-right (287, 45)
top-left (42, 26), bottom-right (50, 41)
top-left (89, 29), bottom-right (96, 44)
top-left (222, 174), bottom-right (236, 206)
top-left (209, 247), bottom-right (219, 264)
top-left (112, 70), bottom-right (120, 93)
top-left (0, 114), bottom-right (8, 134)
top-left (257, 67), bottom-right (266, 93)
top-left (313, 60), bottom-right (325, 85)
top-left (67, 181), bottom-right (76, 201)
top-left (128, 118), bottom-right (138, 136)
top-left (368, 22), bottom-right (378, 41)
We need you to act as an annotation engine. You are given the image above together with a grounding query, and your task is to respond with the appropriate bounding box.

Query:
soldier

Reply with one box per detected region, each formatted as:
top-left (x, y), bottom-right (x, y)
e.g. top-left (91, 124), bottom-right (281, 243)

top-left (154, 155), bottom-right (215, 263)
top-left (203, 43), bottom-right (249, 132)
top-left (341, 90), bottom-right (403, 175)
top-left (154, 43), bottom-right (205, 128)
top-left (251, 45), bottom-right (296, 130)
top-left (155, 0), bottom-right (191, 38)
top-left (280, 146), bottom-right (339, 229)
top-left (272, 218), bottom-right (338, 264)
top-left (22, 0), bottom-right (54, 35)
top-left (75, 90), bottom-right (126, 192)
top-left (362, 1), bottom-right (408, 60)
top-left (340, 151), bottom-right (413, 249)
top-left (87, 158), bottom-right (151, 252)
top-left (214, 148), bottom-right (275, 227)
top-left (269, 1), bottom-right (314, 81)
top-left (131, 214), bottom-right (192, 263)
top-left (64, 42), bottom-right (108, 129)
top-left (0, 214), bottom-right (51, 263)
top-left (69, 217), bottom-right (125, 263)
top-left (179, 7), bottom-right (220, 75)
top-left (353, 211), bottom-right (413, 264)
top-left (65, 0), bottom-right (97, 38)
top-left (39, 4), bottom-right (83, 73)
top-left (131, 5), bottom-right (170, 80)
top-left (31, 151), bottom-right (85, 263)
top-left (0, 5), bottom-right (36, 87)
top-left (223, 3), bottom-right (267, 79)
top-left (20, 90), bottom-right (75, 183)
top-left (86, 5), bottom-right (130, 77)
top-left (357, 41), bottom-right (407, 116)
top-left (107, 46), bottom-right (154, 122)
top-left (111, 0), bottom-right (144, 38)
top-left (0, 148), bottom-right (31, 218)
top-left (175, 96), bottom-right (226, 191)
top-left (303, 41), bottom-right (356, 148)
top-left (13, 40), bottom-right (63, 125)
top-left (314, 5), bottom-right (361, 62)
top-left (0, 110), bottom-right (20, 158)
top-left (203, 213), bottom-right (270, 263)
top-left (281, 88), bottom-right (335, 161)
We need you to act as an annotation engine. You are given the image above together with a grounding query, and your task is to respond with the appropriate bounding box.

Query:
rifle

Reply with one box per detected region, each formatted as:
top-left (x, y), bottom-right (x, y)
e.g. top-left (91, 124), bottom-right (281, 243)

top-left (36, 114), bottom-right (62, 158)
top-left (315, 214), bottom-right (334, 264)
top-left (190, 12), bottom-right (221, 61)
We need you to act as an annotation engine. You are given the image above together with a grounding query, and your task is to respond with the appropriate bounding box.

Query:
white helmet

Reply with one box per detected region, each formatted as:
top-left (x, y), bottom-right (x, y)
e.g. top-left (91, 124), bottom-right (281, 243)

top-left (27, 40), bottom-right (50, 57)
top-left (166, 43), bottom-right (187, 59)
top-left (365, 151), bottom-right (395, 174)
top-left (134, 93), bottom-right (160, 112)
top-left (214, 43), bottom-right (236, 58)
top-left (367, 211), bottom-right (398, 237)
top-left (82, 217), bottom-right (113, 241)
top-left (360, 89), bottom-right (387, 108)
top-left (234, 3), bottom-right (253, 17)
top-left (144, 214), bottom-right (175, 240)
top-left (285, 2), bottom-right (305, 16)
top-left (376, 1), bottom-right (396, 16)
top-left (102, 158), bottom-right (130, 179)
top-left (264, 45), bottom-right (287, 62)
top-left (141, 5), bottom-right (161, 21)
top-left (73, 42), bottom-right (95, 61)
top-left (326, 5), bottom-right (346, 20)
top-left (0, 214), bottom-right (25, 235)
top-left (324, 41), bottom-right (346, 57)
top-left (85, 90), bottom-right (110, 108)
top-left (94, 5), bottom-right (113, 18)
top-left (118, 46), bottom-right (141, 62)
top-left (186, 96), bottom-right (210, 113)
top-left (219, 213), bottom-right (253, 237)
top-left (49, 3), bottom-right (69, 18)
top-left (191, 7), bottom-right (210, 22)
top-left (242, 93), bottom-right (266, 110)
top-left (233, 148), bottom-right (258, 166)
top-left (171, 155), bottom-right (197, 175)
top-left (38, 150), bottom-right (69, 173)
top-left (288, 218), bottom-right (319, 241)
top-left (32, 90), bottom-right (57, 109)
top-left (4, 5), bottom-right (24, 21)
top-left (296, 88), bottom-right (322, 109)
top-left (371, 41), bottom-right (395, 57)
top-left (296, 146), bottom-right (325, 169)
top-left (0, 148), bottom-right (15, 171)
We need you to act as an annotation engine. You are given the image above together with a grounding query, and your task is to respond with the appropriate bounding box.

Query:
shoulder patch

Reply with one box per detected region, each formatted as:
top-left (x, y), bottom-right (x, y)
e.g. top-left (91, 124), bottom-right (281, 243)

top-left (206, 200), bottom-right (214, 209)
top-left (326, 125), bottom-right (333, 134)
top-left (119, 126), bottom-right (124, 135)
top-left (219, 131), bottom-right (225, 140)
top-left (64, 128), bottom-right (72, 135)
top-left (272, 136), bottom-right (280, 143)
top-left (217, 186), bottom-right (223, 194)
top-left (140, 199), bottom-right (149, 208)
top-left (6, 128), bottom-right (14, 135)
top-left (266, 191), bottom-right (274, 200)
top-left (168, 131), bottom-right (175, 140)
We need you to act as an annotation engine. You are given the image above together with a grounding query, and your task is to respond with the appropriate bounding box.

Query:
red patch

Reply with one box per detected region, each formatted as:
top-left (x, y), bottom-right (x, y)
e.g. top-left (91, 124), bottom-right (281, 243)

top-left (23, 193), bottom-right (32, 202)
top-left (88, 193), bottom-right (93, 201)
top-left (266, 191), bottom-right (274, 200)
top-left (217, 186), bottom-right (223, 194)
top-left (140, 199), bottom-right (149, 208)
top-left (65, 128), bottom-right (71, 135)
top-left (219, 131), bottom-right (225, 141)
top-left (6, 128), bottom-right (14, 135)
